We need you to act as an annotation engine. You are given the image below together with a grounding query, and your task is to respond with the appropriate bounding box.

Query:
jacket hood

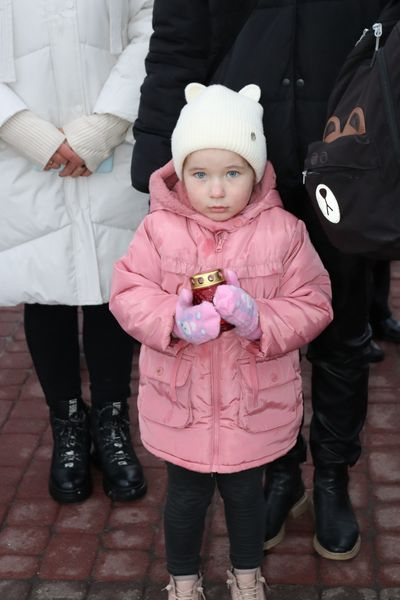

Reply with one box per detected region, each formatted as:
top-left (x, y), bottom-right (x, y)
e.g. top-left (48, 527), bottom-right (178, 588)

top-left (148, 159), bottom-right (283, 233)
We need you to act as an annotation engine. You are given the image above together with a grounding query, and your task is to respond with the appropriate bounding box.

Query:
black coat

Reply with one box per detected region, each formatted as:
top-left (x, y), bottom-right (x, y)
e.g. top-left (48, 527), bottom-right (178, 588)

top-left (132, 0), bottom-right (387, 192)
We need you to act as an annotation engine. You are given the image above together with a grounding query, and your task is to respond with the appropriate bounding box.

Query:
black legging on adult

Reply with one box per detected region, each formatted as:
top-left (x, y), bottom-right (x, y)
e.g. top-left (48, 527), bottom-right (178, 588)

top-left (24, 303), bottom-right (134, 408)
top-left (164, 462), bottom-right (266, 576)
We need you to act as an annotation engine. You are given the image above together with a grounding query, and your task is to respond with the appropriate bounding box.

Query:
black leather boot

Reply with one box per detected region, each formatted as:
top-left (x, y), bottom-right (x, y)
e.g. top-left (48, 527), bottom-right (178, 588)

top-left (313, 465), bottom-right (360, 560)
top-left (365, 339), bottom-right (385, 363)
top-left (372, 316), bottom-right (400, 343)
top-left (263, 453), bottom-right (308, 551)
top-left (49, 399), bottom-right (92, 503)
top-left (91, 401), bottom-right (147, 501)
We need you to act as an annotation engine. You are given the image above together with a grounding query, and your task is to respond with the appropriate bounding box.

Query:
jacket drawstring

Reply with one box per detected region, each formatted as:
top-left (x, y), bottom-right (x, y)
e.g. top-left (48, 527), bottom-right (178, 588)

top-left (169, 346), bottom-right (185, 405)
top-left (249, 354), bottom-right (259, 409)
top-left (0, 0), bottom-right (16, 83)
top-left (109, 0), bottom-right (127, 55)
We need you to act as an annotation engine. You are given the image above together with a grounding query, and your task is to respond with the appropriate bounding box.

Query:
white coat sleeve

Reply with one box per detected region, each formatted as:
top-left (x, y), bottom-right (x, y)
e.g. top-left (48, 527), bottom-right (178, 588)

top-left (63, 113), bottom-right (130, 172)
top-left (0, 83), bottom-right (27, 127)
top-left (93, 0), bottom-right (153, 123)
top-left (0, 109), bottom-right (65, 167)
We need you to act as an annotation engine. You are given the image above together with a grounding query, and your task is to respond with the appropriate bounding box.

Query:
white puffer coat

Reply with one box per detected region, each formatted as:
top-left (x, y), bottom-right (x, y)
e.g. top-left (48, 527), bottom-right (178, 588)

top-left (0, 0), bottom-right (152, 306)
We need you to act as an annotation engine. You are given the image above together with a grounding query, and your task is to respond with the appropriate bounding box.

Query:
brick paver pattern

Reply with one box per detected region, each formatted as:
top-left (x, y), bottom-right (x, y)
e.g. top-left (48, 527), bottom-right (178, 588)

top-left (1, 266), bottom-right (400, 599)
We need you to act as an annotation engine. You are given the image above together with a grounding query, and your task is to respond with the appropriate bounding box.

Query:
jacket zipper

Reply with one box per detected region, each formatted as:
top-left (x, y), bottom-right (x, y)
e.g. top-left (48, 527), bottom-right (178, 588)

top-left (211, 233), bottom-right (225, 469)
top-left (210, 341), bottom-right (220, 472)
top-left (303, 163), bottom-right (376, 184)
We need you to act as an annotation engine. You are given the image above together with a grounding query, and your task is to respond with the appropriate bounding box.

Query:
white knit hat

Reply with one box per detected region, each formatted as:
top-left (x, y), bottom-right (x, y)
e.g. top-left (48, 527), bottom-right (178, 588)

top-left (171, 83), bottom-right (267, 182)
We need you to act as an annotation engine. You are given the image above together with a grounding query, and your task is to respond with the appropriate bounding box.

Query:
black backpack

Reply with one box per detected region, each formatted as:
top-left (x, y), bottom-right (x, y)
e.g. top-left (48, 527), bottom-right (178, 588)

top-left (303, 1), bottom-right (400, 259)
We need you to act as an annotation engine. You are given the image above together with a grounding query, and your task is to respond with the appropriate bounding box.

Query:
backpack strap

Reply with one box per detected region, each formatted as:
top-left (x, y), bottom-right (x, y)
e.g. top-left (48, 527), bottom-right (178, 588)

top-left (376, 0), bottom-right (400, 26)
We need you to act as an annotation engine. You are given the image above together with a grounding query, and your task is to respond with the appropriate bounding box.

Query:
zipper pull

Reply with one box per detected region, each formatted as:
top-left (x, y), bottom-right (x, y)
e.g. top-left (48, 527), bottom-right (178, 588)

top-left (215, 232), bottom-right (225, 252)
top-left (302, 170), bottom-right (307, 185)
top-left (372, 22), bottom-right (383, 52)
top-left (356, 27), bottom-right (369, 45)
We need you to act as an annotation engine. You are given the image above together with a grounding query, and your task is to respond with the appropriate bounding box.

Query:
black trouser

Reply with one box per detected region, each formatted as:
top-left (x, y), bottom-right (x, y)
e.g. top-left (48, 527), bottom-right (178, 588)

top-left (164, 463), bottom-right (265, 576)
top-left (280, 186), bottom-right (371, 467)
top-left (370, 260), bottom-right (392, 325)
top-left (24, 303), bottom-right (134, 408)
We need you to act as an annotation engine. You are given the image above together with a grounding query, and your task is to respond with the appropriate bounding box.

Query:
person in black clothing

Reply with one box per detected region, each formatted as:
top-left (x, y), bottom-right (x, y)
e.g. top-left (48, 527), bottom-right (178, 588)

top-left (368, 260), bottom-right (400, 361)
top-left (131, 0), bottom-right (388, 561)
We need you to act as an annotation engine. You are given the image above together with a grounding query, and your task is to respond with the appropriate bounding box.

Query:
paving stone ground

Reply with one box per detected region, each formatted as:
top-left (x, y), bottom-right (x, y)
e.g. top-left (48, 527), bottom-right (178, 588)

top-left (1, 265), bottom-right (400, 599)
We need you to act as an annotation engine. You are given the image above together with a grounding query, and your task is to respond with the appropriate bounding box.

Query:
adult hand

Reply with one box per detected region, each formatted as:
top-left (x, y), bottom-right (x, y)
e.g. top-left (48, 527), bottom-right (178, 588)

top-left (44, 142), bottom-right (92, 177)
top-left (58, 142), bottom-right (92, 177)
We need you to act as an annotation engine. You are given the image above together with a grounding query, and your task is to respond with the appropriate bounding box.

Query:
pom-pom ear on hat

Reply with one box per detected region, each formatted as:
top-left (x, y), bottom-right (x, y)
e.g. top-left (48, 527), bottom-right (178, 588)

top-left (185, 83), bottom-right (206, 103)
top-left (171, 83), bottom-right (267, 182)
top-left (239, 84), bottom-right (261, 102)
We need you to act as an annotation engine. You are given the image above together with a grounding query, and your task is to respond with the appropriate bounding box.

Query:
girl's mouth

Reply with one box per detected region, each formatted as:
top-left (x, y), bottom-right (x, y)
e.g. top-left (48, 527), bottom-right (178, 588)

top-left (209, 206), bottom-right (228, 212)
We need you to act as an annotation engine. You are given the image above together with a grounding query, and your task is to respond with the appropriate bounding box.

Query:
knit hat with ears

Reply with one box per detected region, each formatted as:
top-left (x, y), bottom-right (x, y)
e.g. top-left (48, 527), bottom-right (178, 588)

top-left (171, 83), bottom-right (267, 183)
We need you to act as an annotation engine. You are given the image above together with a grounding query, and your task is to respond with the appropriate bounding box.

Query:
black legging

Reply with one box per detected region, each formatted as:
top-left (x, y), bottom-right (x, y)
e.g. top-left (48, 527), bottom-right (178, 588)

top-left (24, 303), bottom-right (134, 408)
top-left (164, 462), bottom-right (265, 576)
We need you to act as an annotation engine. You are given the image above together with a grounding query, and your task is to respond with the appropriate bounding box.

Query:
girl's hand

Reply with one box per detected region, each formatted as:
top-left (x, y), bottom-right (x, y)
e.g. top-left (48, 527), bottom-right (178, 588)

top-left (213, 269), bottom-right (261, 340)
top-left (173, 288), bottom-right (220, 344)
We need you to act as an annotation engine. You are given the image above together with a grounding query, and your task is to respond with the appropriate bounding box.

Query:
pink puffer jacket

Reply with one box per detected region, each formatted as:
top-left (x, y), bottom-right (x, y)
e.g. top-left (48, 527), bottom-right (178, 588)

top-left (110, 160), bottom-right (333, 473)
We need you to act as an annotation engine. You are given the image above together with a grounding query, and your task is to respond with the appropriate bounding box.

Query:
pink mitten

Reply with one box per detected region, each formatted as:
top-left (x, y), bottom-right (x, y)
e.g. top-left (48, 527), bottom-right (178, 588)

top-left (173, 288), bottom-right (221, 344)
top-left (213, 270), bottom-right (261, 340)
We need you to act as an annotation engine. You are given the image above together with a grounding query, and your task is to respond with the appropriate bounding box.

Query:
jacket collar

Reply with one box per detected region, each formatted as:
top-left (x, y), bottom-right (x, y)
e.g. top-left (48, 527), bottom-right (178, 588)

top-left (149, 159), bottom-right (283, 233)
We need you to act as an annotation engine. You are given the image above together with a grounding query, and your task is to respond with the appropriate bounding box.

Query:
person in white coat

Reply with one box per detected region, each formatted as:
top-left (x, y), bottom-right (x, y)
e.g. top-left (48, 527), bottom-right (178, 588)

top-left (0, 0), bottom-right (153, 504)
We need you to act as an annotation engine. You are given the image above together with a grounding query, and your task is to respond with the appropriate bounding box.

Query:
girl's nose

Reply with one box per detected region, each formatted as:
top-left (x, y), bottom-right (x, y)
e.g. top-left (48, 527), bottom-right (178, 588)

top-left (210, 179), bottom-right (225, 198)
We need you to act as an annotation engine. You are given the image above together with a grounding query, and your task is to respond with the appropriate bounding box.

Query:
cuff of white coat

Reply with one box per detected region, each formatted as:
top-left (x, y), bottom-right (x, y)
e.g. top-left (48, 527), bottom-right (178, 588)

top-left (63, 113), bottom-right (130, 172)
top-left (0, 110), bottom-right (65, 168)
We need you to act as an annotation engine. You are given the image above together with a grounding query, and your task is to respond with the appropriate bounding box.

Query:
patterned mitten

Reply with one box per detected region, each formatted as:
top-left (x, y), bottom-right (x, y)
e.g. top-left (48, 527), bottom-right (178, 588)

top-left (173, 288), bottom-right (221, 344)
top-left (213, 270), bottom-right (261, 340)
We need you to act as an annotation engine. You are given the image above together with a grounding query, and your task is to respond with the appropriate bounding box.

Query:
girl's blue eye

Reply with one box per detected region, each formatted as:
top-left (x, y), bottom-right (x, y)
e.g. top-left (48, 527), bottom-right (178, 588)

top-left (227, 170), bottom-right (240, 178)
top-left (194, 171), bottom-right (206, 179)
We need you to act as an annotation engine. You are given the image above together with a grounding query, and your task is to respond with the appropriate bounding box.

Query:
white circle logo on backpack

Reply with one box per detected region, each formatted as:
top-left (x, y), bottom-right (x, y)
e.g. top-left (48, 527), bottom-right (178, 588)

top-left (315, 184), bottom-right (341, 224)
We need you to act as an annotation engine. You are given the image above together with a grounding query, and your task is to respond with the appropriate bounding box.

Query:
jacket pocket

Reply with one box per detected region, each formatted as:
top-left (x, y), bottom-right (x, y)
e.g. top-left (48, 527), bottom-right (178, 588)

top-left (138, 349), bottom-right (193, 428)
top-left (237, 355), bottom-right (300, 432)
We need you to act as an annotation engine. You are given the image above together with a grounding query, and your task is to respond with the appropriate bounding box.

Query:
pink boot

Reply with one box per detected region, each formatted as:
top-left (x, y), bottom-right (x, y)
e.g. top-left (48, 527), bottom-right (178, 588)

top-left (226, 568), bottom-right (268, 599)
top-left (163, 574), bottom-right (206, 599)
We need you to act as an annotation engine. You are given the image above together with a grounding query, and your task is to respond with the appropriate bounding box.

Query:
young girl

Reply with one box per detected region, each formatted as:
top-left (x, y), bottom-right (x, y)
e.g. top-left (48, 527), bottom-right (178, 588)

top-left (110, 83), bottom-right (333, 599)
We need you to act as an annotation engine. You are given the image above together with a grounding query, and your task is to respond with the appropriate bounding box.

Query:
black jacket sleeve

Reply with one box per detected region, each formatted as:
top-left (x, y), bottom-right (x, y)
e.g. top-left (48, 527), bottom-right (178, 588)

top-left (131, 0), bottom-right (254, 192)
top-left (131, 0), bottom-right (213, 192)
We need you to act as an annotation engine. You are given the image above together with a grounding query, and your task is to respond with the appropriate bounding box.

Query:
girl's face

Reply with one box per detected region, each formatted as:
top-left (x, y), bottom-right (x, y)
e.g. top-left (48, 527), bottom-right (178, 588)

top-left (182, 149), bottom-right (255, 221)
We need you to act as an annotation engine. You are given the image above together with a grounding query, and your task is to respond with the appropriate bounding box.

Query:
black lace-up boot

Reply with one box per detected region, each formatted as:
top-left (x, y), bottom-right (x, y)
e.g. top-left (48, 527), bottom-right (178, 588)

top-left (49, 398), bottom-right (92, 503)
top-left (91, 401), bottom-right (147, 501)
